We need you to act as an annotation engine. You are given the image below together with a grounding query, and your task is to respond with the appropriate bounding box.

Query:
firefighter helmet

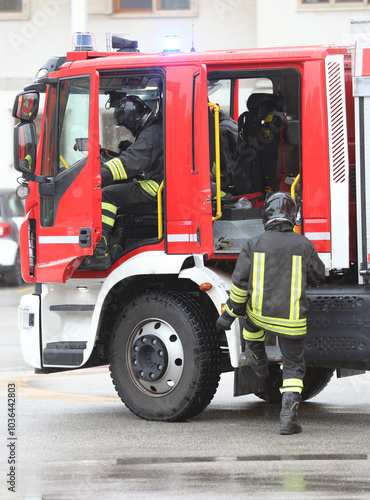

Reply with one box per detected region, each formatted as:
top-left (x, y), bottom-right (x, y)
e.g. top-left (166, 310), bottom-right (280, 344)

top-left (114, 95), bottom-right (152, 137)
top-left (262, 192), bottom-right (297, 228)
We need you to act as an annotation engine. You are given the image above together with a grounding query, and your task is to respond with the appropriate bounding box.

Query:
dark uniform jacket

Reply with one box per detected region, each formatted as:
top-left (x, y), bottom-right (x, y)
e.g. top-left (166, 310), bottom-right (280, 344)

top-left (210, 110), bottom-right (238, 191)
top-left (102, 113), bottom-right (163, 198)
top-left (224, 222), bottom-right (325, 338)
top-left (219, 110), bottom-right (238, 177)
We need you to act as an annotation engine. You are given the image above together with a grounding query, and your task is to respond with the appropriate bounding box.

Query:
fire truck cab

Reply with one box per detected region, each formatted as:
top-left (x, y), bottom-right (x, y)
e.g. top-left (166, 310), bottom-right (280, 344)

top-left (13, 35), bottom-right (370, 421)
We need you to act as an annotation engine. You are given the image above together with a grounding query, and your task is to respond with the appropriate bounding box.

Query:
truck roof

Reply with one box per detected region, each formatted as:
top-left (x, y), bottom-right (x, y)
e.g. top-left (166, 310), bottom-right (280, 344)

top-left (63, 44), bottom-right (350, 72)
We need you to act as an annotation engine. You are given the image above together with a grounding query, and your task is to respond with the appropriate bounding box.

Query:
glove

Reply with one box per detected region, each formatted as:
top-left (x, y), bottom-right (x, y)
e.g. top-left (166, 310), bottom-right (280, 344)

top-left (100, 148), bottom-right (118, 163)
top-left (216, 312), bottom-right (235, 331)
top-left (215, 235), bottom-right (230, 251)
top-left (118, 140), bottom-right (133, 154)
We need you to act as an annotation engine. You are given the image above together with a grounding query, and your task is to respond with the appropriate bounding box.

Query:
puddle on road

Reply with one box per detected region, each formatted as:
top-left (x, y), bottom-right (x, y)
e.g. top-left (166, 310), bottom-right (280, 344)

top-left (117, 453), bottom-right (368, 465)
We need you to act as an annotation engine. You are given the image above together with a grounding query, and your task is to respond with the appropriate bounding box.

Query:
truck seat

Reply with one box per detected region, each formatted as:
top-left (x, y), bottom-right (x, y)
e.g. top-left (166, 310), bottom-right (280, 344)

top-left (233, 93), bottom-right (284, 195)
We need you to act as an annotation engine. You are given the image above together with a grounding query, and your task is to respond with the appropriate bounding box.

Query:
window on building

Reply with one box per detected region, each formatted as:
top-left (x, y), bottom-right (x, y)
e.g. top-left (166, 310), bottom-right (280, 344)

top-left (300, 0), bottom-right (370, 6)
top-left (0, 0), bottom-right (29, 19)
top-left (0, 0), bottom-right (22, 10)
top-left (114, 0), bottom-right (193, 15)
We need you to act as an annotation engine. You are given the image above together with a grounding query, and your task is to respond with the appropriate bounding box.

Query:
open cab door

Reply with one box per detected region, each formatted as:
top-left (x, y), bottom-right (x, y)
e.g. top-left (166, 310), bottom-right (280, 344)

top-left (15, 70), bottom-right (101, 283)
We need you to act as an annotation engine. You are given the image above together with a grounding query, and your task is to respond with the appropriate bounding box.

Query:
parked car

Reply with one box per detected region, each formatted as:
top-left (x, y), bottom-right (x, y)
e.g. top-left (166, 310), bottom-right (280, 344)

top-left (0, 189), bottom-right (25, 286)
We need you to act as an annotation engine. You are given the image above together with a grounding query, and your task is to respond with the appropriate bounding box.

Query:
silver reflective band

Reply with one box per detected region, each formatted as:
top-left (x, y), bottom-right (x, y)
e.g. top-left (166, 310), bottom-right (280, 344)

top-left (39, 236), bottom-right (80, 244)
top-left (167, 234), bottom-right (197, 242)
top-left (305, 232), bottom-right (330, 241)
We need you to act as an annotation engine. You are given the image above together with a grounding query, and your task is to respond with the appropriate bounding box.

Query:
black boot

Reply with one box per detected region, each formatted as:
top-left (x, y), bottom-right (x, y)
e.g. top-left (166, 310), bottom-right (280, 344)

top-left (280, 392), bottom-right (302, 435)
top-left (108, 228), bottom-right (126, 263)
top-left (243, 344), bottom-right (269, 379)
top-left (78, 235), bottom-right (111, 271)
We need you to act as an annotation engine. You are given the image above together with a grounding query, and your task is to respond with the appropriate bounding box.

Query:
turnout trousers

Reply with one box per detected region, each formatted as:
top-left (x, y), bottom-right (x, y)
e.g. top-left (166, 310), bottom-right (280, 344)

top-left (243, 316), bottom-right (306, 394)
top-left (101, 181), bottom-right (157, 236)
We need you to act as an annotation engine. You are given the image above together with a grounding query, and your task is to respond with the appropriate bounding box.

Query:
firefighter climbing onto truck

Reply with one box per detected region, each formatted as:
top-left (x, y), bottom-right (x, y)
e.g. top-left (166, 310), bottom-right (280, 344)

top-left (12, 33), bottom-right (370, 424)
top-left (79, 94), bottom-right (163, 271)
top-left (216, 192), bottom-right (325, 434)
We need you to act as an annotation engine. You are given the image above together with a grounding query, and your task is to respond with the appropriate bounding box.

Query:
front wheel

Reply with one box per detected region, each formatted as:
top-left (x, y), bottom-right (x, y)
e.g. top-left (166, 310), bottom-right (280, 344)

top-left (109, 290), bottom-right (221, 421)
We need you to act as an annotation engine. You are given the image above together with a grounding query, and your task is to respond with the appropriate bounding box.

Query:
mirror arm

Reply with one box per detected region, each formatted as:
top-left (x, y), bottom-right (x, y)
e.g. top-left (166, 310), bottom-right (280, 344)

top-left (24, 78), bottom-right (58, 93)
top-left (23, 172), bottom-right (54, 184)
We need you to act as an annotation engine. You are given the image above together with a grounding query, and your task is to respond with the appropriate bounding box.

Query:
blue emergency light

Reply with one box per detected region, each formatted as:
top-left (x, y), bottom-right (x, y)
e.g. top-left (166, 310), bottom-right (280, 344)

top-left (73, 32), bottom-right (96, 52)
top-left (162, 35), bottom-right (183, 53)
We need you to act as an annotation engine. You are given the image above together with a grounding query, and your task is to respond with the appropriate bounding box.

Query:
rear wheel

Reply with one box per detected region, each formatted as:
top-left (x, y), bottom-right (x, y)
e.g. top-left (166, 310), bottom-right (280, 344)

top-left (254, 364), bottom-right (335, 403)
top-left (109, 290), bottom-right (221, 421)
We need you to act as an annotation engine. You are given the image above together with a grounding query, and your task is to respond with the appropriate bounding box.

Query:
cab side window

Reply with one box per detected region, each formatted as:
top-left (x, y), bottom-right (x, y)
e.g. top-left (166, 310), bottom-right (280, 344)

top-left (58, 77), bottom-right (90, 174)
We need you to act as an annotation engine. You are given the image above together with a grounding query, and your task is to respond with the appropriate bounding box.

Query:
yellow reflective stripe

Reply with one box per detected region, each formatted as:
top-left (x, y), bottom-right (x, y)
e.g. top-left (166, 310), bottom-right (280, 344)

top-left (230, 284), bottom-right (248, 304)
top-left (105, 158), bottom-right (127, 181)
top-left (290, 255), bottom-right (302, 321)
top-left (247, 306), bottom-right (306, 336)
top-left (247, 305), bottom-right (306, 328)
top-left (280, 378), bottom-right (304, 394)
top-left (225, 304), bottom-right (240, 318)
top-left (242, 328), bottom-right (265, 342)
top-left (102, 202), bottom-right (117, 215)
top-left (252, 252), bottom-right (265, 315)
top-left (138, 180), bottom-right (159, 197)
top-left (106, 160), bottom-right (119, 180)
top-left (102, 214), bottom-right (115, 227)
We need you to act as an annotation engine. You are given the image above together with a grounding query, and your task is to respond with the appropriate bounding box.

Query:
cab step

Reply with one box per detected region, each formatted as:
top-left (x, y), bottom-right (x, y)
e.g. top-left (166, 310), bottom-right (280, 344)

top-left (49, 304), bottom-right (94, 311)
top-left (43, 341), bottom-right (87, 366)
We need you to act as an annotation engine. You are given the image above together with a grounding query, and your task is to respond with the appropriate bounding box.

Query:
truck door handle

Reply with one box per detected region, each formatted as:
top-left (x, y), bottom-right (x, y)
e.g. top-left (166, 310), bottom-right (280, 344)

top-left (79, 228), bottom-right (91, 247)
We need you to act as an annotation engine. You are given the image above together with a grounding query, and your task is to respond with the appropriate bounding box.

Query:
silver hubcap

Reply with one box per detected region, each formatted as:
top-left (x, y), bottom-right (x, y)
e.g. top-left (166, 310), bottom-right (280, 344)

top-left (127, 319), bottom-right (184, 396)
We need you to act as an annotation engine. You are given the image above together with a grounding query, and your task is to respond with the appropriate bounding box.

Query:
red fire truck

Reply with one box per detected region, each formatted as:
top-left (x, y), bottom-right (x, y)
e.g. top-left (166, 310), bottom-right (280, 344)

top-left (13, 34), bottom-right (370, 421)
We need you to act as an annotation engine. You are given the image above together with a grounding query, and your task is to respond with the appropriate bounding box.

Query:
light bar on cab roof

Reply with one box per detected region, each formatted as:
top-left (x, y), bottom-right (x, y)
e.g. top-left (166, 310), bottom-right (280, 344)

top-left (162, 35), bottom-right (183, 53)
top-left (73, 32), bottom-right (96, 52)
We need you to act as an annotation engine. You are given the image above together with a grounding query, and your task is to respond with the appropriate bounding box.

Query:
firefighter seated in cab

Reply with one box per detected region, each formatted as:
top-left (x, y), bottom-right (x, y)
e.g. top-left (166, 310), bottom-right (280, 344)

top-left (216, 192), bottom-right (325, 435)
top-left (79, 95), bottom-right (163, 271)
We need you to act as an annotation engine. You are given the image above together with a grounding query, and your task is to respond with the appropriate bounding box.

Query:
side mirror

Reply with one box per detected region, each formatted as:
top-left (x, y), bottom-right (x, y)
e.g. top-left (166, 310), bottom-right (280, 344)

top-left (12, 91), bottom-right (39, 122)
top-left (14, 122), bottom-right (37, 175)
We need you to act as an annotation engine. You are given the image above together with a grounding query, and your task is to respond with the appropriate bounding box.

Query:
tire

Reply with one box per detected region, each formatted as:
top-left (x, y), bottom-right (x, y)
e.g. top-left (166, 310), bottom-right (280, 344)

top-left (109, 290), bottom-right (221, 422)
top-left (254, 364), bottom-right (335, 403)
top-left (4, 250), bottom-right (23, 287)
top-left (302, 366), bottom-right (335, 400)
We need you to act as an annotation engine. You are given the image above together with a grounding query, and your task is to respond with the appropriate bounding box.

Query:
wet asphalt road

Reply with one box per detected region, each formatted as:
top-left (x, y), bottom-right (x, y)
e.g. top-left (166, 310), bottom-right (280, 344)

top-left (0, 284), bottom-right (370, 499)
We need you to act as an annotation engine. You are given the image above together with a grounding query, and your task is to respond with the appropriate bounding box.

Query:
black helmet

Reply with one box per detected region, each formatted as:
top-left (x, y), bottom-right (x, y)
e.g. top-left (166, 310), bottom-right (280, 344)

top-left (262, 192), bottom-right (297, 228)
top-left (114, 95), bottom-right (152, 137)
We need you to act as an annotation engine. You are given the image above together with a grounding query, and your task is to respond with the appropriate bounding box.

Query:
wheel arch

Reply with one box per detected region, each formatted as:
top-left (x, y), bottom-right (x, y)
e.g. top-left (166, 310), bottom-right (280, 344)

top-left (83, 252), bottom-right (240, 368)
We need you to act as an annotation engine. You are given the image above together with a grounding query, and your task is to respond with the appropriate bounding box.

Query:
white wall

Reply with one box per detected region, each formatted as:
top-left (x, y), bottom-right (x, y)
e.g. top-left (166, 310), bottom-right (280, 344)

top-left (256, 0), bottom-right (369, 47)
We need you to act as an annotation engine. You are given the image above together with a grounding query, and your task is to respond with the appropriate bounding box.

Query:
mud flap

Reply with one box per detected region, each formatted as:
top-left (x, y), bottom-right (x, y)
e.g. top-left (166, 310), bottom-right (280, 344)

top-left (233, 365), bottom-right (267, 397)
